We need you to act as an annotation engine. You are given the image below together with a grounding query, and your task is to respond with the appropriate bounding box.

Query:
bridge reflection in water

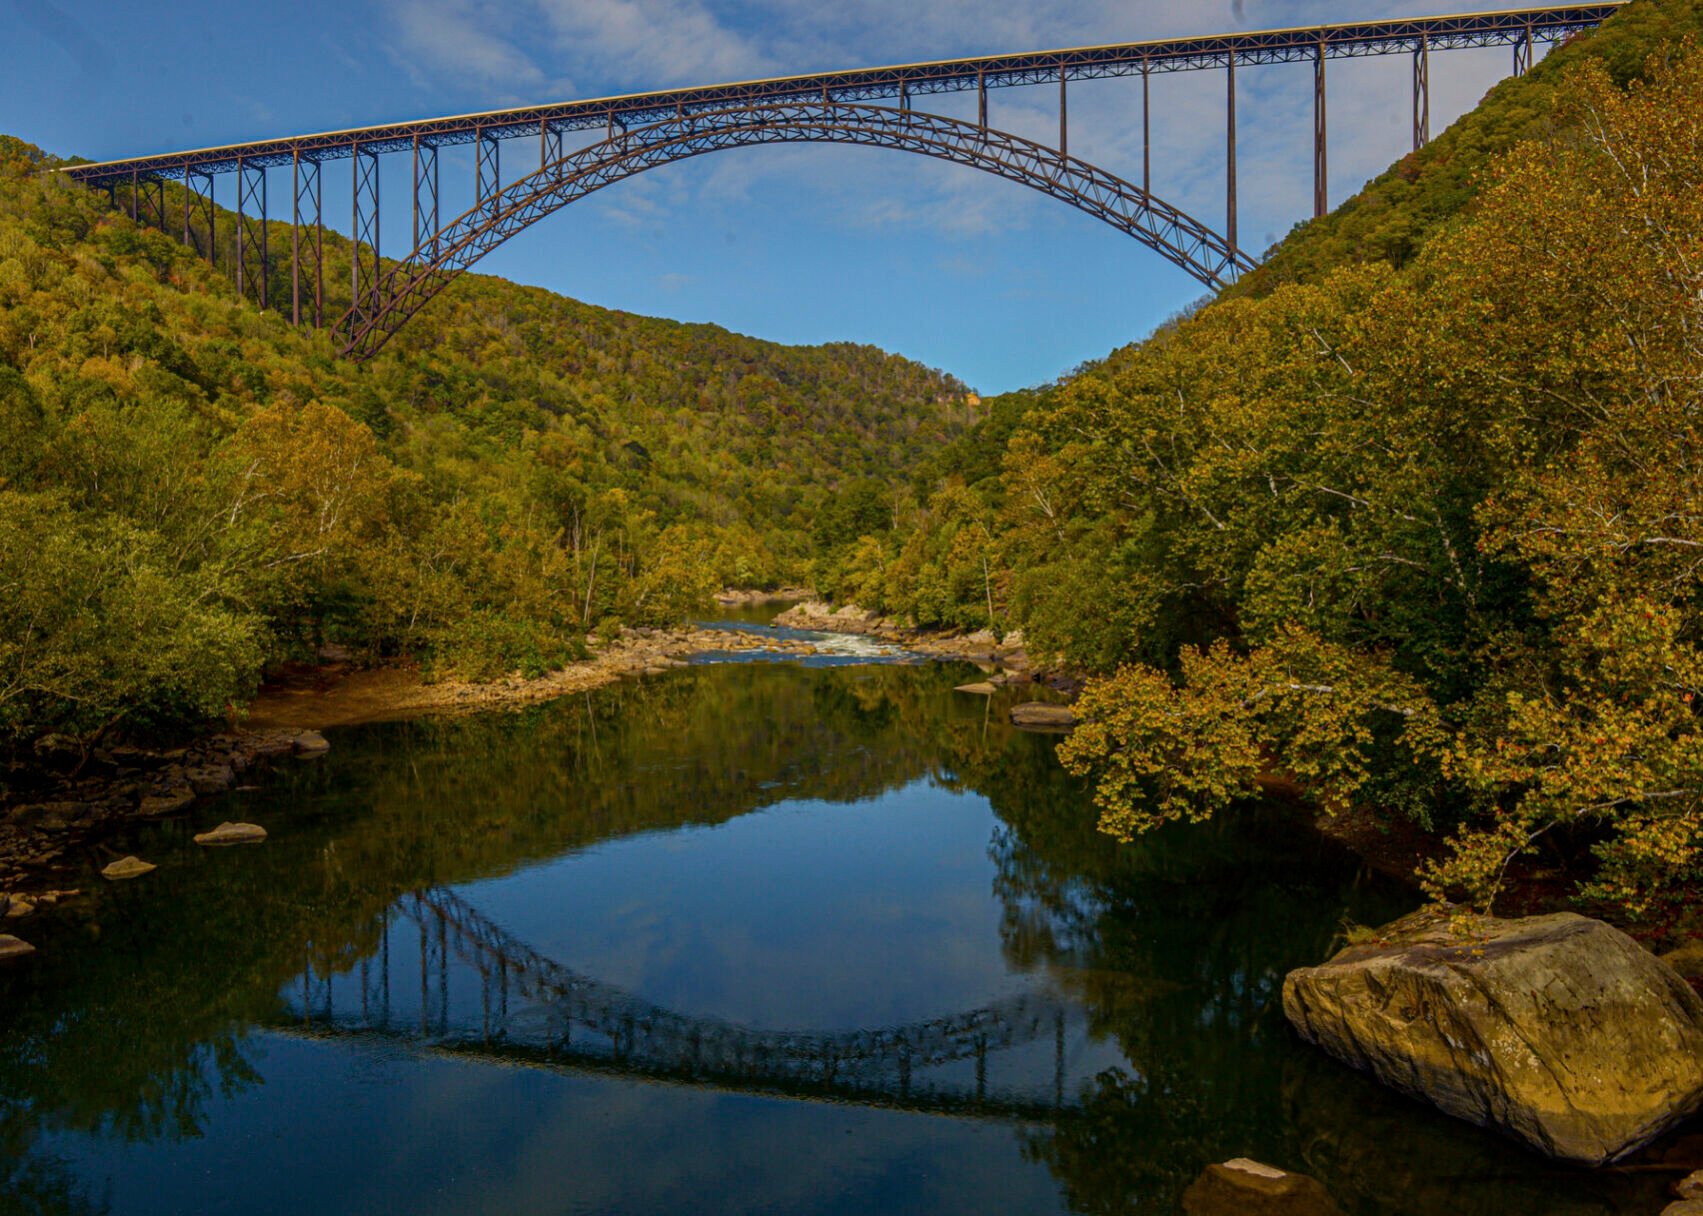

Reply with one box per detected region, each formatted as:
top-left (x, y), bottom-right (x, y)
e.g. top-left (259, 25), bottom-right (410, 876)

top-left (275, 886), bottom-right (1095, 1121)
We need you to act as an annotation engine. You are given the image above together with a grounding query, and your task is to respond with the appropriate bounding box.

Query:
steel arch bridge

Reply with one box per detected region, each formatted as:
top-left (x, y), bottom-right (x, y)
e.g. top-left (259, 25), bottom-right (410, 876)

top-left (275, 886), bottom-right (1096, 1119)
top-left (57, 3), bottom-right (1625, 361)
top-left (341, 103), bottom-right (1253, 361)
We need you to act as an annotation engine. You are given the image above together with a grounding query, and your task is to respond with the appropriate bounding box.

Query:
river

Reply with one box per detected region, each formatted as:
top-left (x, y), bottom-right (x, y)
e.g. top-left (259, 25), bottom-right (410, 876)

top-left (0, 624), bottom-right (1677, 1214)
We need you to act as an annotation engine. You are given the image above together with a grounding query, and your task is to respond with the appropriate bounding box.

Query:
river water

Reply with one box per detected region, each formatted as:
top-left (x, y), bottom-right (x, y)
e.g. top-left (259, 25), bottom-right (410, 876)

top-left (0, 630), bottom-right (1679, 1214)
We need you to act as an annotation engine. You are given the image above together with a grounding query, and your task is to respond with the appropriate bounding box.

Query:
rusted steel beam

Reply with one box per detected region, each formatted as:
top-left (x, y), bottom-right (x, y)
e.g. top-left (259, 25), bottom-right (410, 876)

top-left (1226, 54), bottom-right (1237, 253)
top-left (1414, 35), bottom-right (1432, 150)
top-left (1314, 40), bottom-right (1328, 218)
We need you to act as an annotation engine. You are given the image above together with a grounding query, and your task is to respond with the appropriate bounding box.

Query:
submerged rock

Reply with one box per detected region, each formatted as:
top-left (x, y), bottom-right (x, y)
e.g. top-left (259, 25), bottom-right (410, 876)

top-left (1181, 1159), bottom-right (1342, 1215)
top-left (1008, 702), bottom-right (1077, 730)
top-left (1283, 907), bottom-right (1703, 1165)
top-left (291, 730), bottom-right (330, 756)
top-left (193, 821), bottom-right (267, 846)
top-left (0, 935), bottom-right (34, 963)
top-left (139, 788), bottom-right (195, 817)
top-left (184, 764), bottom-right (235, 795)
top-left (1661, 940), bottom-right (1703, 982)
top-left (954, 682), bottom-right (997, 696)
top-left (101, 855), bottom-right (157, 880)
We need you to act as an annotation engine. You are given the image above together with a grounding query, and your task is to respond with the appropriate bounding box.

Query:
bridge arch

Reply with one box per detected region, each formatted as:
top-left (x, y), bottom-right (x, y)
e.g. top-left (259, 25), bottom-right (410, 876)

top-left (339, 102), bottom-right (1254, 359)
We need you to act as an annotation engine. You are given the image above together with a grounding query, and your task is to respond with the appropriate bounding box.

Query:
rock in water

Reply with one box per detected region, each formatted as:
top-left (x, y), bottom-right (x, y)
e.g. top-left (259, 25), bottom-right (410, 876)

top-left (1181, 1159), bottom-right (1342, 1215)
top-left (954, 682), bottom-right (998, 696)
top-left (1282, 907), bottom-right (1703, 1165)
top-left (193, 821), bottom-right (267, 846)
top-left (292, 730), bottom-right (330, 756)
top-left (1008, 702), bottom-right (1077, 730)
top-left (101, 856), bottom-right (157, 880)
top-left (139, 788), bottom-right (195, 817)
top-left (0, 935), bottom-right (35, 963)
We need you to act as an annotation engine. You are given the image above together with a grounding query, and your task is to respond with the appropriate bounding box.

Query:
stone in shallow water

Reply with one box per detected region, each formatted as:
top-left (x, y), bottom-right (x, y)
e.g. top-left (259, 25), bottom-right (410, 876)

top-left (1180, 1158), bottom-right (1343, 1215)
top-left (954, 682), bottom-right (997, 695)
top-left (0, 935), bottom-right (34, 963)
top-left (139, 788), bottom-right (195, 817)
top-left (193, 821), bottom-right (267, 846)
top-left (292, 730), bottom-right (330, 756)
top-left (1283, 907), bottom-right (1703, 1165)
top-left (101, 856), bottom-right (157, 880)
top-left (184, 764), bottom-right (235, 795)
top-left (1008, 702), bottom-right (1077, 729)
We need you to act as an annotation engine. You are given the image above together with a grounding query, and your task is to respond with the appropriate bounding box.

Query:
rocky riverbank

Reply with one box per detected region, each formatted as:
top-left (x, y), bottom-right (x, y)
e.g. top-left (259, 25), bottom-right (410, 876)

top-left (0, 627), bottom-right (755, 904)
top-left (0, 726), bottom-right (328, 900)
top-left (772, 600), bottom-right (1071, 682)
top-left (0, 609), bottom-right (1066, 923)
top-left (241, 624), bottom-right (891, 730)
top-left (713, 587), bottom-right (812, 606)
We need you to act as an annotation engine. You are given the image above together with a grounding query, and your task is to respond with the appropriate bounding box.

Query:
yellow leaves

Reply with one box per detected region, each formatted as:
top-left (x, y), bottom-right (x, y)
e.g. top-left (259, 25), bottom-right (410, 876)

top-left (1063, 626), bottom-right (1446, 847)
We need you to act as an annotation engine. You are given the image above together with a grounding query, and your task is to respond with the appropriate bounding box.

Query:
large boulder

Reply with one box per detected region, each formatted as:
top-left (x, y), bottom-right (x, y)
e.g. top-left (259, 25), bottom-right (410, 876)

top-left (1283, 907), bottom-right (1703, 1165)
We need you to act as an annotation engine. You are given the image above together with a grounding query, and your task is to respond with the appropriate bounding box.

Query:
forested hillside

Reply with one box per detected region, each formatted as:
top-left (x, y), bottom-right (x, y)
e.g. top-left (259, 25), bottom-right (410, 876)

top-left (0, 135), bottom-right (967, 760)
top-left (820, 0), bottom-right (1703, 925)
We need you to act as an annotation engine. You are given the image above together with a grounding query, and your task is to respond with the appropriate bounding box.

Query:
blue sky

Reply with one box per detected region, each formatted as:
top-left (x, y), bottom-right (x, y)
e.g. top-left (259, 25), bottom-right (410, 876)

top-left (5, 1), bottom-right (1536, 391)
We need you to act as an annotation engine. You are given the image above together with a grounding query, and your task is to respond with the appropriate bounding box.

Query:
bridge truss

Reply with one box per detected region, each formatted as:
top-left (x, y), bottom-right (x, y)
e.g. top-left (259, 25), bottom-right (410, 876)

top-left (56, 4), bottom-right (1625, 357)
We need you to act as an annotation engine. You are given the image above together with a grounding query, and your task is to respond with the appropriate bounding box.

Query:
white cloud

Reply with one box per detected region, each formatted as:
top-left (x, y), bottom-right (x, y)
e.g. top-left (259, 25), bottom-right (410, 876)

top-left (389, 0), bottom-right (552, 93)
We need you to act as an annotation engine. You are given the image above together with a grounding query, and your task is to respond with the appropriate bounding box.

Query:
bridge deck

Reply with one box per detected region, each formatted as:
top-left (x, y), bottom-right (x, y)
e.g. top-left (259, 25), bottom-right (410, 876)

top-left (60, 4), bottom-right (1625, 184)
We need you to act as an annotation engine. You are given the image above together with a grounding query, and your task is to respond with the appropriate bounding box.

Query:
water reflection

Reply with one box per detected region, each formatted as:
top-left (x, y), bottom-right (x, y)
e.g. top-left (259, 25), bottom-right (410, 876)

top-left (0, 660), bottom-right (1683, 1215)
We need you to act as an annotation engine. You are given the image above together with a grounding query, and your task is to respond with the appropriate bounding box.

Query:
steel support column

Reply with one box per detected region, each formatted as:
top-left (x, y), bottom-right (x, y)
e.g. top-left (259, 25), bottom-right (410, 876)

top-left (412, 135), bottom-right (439, 260)
top-left (133, 174), bottom-right (165, 232)
top-left (1514, 22), bottom-right (1535, 74)
top-left (351, 144), bottom-right (380, 326)
top-left (1141, 60), bottom-right (1151, 196)
top-left (977, 66), bottom-right (987, 136)
top-left (185, 169), bottom-right (216, 264)
top-left (291, 150), bottom-right (323, 327)
top-left (540, 120), bottom-right (563, 171)
top-left (1313, 41), bottom-right (1328, 218)
top-left (1414, 35), bottom-right (1431, 150)
top-left (476, 129), bottom-right (500, 205)
top-left (1058, 63), bottom-right (1068, 158)
top-left (237, 158), bottom-right (269, 310)
top-left (1226, 52), bottom-right (1238, 252)
top-left (128, 168), bottom-right (138, 222)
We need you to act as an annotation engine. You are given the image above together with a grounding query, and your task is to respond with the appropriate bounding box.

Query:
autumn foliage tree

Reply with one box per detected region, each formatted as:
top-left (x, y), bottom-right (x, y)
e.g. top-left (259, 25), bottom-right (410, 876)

top-left (1051, 46), bottom-right (1703, 922)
